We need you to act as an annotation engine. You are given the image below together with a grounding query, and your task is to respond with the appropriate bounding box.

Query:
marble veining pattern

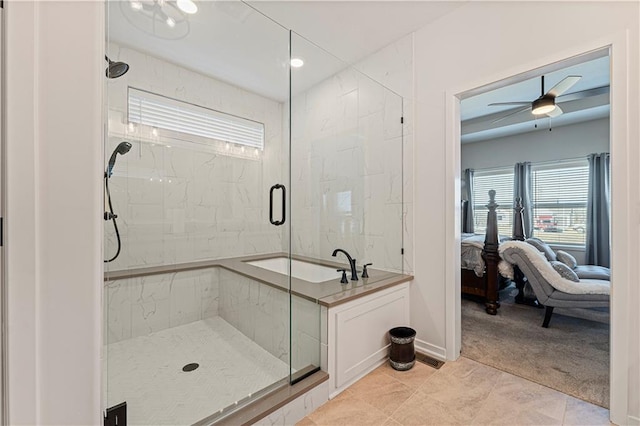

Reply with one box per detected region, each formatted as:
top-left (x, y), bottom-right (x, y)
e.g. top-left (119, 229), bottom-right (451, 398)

top-left (218, 269), bottom-right (322, 370)
top-left (289, 43), bottom-right (406, 274)
top-left (105, 268), bottom-right (219, 344)
top-left (105, 43), bottom-right (284, 272)
top-left (105, 316), bottom-right (289, 426)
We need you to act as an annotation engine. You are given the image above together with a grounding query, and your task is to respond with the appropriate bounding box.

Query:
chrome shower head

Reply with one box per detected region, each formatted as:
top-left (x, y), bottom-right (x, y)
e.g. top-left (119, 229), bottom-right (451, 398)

top-left (105, 55), bottom-right (130, 79)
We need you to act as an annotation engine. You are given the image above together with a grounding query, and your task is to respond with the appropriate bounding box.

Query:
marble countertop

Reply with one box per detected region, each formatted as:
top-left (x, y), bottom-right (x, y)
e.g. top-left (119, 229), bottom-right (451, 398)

top-left (104, 253), bottom-right (413, 308)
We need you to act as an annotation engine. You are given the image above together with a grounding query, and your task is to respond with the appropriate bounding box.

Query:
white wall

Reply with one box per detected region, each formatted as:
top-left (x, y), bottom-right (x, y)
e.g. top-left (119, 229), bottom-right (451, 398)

top-left (5, 1), bottom-right (103, 424)
top-left (412, 2), bottom-right (639, 424)
top-left (461, 117), bottom-right (610, 171)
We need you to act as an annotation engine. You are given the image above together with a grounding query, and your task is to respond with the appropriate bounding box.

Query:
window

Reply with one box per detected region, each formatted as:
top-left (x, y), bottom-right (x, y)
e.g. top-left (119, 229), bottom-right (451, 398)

top-left (128, 87), bottom-right (265, 150)
top-left (472, 167), bottom-right (514, 236)
top-left (531, 159), bottom-right (589, 246)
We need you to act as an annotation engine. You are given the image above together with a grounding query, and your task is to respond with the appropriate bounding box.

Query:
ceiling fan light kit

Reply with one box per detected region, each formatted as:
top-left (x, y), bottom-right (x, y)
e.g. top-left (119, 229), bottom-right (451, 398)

top-left (489, 74), bottom-right (582, 122)
top-left (531, 97), bottom-right (556, 115)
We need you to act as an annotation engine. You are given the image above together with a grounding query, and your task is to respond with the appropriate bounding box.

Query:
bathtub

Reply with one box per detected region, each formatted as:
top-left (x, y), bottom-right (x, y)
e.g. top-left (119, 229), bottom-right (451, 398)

top-left (246, 257), bottom-right (342, 283)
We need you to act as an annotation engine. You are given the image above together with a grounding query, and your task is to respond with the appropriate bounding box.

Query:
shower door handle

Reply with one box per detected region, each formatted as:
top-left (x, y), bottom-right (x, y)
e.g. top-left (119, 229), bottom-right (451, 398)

top-left (269, 184), bottom-right (286, 226)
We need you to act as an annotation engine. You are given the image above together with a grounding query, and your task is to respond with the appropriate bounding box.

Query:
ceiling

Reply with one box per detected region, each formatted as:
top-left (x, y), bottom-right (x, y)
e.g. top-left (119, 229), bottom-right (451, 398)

top-left (107, 1), bottom-right (463, 101)
top-left (108, 1), bottom-right (610, 142)
top-left (461, 55), bottom-right (610, 144)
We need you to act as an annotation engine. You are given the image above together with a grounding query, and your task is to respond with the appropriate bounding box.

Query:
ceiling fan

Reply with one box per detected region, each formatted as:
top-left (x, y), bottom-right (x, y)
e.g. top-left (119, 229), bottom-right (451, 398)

top-left (489, 75), bottom-right (582, 123)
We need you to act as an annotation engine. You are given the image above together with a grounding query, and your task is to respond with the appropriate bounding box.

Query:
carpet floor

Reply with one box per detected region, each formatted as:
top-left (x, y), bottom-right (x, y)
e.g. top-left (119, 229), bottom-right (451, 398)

top-left (461, 285), bottom-right (610, 408)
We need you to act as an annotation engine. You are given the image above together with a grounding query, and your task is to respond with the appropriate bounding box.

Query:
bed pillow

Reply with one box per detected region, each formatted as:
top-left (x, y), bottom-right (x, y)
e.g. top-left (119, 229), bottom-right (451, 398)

top-left (525, 238), bottom-right (557, 261)
top-left (550, 261), bottom-right (580, 282)
top-left (556, 250), bottom-right (578, 270)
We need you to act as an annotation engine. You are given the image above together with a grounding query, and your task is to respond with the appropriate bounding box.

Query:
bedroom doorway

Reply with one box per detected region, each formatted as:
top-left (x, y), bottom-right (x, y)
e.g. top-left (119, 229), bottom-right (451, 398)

top-left (457, 50), bottom-right (612, 409)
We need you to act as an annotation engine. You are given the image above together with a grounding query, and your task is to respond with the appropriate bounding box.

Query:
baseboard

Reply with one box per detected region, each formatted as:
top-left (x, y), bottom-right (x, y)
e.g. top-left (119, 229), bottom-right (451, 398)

top-left (414, 338), bottom-right (446, 361)
top-left (628, 415), bottom-right (640, 425)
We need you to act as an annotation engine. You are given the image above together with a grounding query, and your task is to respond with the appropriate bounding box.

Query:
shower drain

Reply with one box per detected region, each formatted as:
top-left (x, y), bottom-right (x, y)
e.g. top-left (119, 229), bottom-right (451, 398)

top-left (182, 363), bottom-right (199, 372)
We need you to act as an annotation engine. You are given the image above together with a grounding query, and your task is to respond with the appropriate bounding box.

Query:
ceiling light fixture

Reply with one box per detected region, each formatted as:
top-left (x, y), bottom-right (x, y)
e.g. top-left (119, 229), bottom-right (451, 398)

top-left (121, 0), bottom-right (191, 39)
top-left (531, 97), bottom-right (556, 115)
top-left (290, 58), bottom-right (304, 68)
top-left (176, 0), bottom-right (198, 14)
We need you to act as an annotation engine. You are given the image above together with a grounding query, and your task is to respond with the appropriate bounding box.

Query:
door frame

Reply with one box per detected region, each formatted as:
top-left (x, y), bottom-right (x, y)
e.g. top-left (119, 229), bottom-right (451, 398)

top-left (443, 32), bottom-right (634, 425)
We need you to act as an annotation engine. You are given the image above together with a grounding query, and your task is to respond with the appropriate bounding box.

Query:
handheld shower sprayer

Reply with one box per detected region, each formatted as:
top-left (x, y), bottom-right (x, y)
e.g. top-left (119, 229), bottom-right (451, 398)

top-left (106, 141), bottom-right (132, 178)
top-left (104, 141), bottom-right (132, 263)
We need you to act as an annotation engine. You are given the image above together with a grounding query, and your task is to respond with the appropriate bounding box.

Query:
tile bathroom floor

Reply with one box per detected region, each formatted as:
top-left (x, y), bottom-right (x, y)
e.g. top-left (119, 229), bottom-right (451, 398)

top-left (297, 357), bottom-right (611, 425)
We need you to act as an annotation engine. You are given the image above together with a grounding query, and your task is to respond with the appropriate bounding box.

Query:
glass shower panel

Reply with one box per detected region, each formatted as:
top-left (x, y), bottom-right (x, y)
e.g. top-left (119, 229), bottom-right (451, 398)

top-left (289, 32), bottom-right (404, 295)
top-left (287, 31), bottom-right (403, 385)
top-left (104, 2), bottom-right (291, 424)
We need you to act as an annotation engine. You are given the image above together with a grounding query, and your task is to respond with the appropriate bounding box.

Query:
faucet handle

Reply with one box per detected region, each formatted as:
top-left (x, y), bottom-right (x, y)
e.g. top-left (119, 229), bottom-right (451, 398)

top-left (337, 269), bottom-right (349, 284)
top-left (362, 263), bottom-right (373, 278)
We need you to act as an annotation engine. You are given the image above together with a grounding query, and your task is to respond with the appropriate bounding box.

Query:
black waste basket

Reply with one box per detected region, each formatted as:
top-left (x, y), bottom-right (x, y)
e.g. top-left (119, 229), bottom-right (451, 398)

top-left (389, 326), bottom-right (416, 371)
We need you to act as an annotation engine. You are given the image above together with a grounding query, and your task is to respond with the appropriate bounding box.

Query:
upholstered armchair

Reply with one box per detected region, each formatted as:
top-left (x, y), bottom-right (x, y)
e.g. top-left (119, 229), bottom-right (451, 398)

top-left (499, 241), bottom-right (609, 328)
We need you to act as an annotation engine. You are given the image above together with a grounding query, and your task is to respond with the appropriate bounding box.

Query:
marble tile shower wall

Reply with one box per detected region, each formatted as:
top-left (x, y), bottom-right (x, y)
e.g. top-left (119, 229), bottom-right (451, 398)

top-left (355, 35), bottom-right (415, 275)
top-left (104, 268), bottom-right (219, 344)
top-left (218, 269), bottom-right (322, 370)
top-left (104, 44), bottom-right (285, 272)
top-left (289, 66), bottom-right (404, 273)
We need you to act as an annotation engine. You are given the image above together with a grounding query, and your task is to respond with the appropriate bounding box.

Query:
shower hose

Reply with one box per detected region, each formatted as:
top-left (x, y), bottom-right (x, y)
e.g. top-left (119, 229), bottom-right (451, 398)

top-left (104, 173), bottom-right (122, 263)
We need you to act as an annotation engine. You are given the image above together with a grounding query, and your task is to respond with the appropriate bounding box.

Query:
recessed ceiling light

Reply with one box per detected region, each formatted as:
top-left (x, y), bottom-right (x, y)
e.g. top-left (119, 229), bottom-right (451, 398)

top-left (166, 17), bottom-right (176, 28)
top-left (177, 0), bottom-right (198, 14)
top-left (290, 58), bottom-right (304, 68)
top-left (130, 1), bottom-right (143, 11)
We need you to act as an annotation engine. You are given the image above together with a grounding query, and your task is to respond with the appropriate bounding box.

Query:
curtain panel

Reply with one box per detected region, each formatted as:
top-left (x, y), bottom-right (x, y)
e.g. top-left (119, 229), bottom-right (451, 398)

top-left (463, 168), bottom-right (474, 233)
top-left (513, 162), bottom-right (533, 238)
top-left (586, 153), bottom-right (610, 267)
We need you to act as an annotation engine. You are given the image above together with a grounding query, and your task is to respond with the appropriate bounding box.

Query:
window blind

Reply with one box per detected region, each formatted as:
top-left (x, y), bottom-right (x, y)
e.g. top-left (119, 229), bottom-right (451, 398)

top-left (531, 160), bottom-right (589, 245)
top-left (472, 168), bottom-right (514, 236)
top-left (128, 88), bottom-right (265, 150)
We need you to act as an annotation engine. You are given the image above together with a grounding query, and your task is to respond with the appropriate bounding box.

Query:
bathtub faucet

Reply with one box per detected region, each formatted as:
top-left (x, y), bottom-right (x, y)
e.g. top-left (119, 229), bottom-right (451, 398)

top-left (331, 249), bottom-right (358, 281)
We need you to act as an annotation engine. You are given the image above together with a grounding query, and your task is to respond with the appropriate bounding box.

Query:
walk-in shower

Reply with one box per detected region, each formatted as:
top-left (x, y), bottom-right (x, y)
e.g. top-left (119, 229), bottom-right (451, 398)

top-left (104, 1), bottom-right (404, 423)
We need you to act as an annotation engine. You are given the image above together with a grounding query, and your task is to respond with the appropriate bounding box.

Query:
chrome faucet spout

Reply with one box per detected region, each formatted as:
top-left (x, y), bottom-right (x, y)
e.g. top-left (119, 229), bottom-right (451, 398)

top-left (331, 249), bottom-right (358, 281)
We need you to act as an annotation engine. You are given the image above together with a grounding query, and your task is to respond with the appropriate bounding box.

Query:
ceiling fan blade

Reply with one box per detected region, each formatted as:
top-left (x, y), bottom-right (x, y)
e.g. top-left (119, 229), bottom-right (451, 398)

top-left (491, 105), bottom-right (531, 123)
top-left (547, 75), bottom-right (581, 97)
top-left (546, 105), bottom-right (563, 118)
top-left (557, 85), bottom-right (610, 103)
top-left (488, 102), bottom-right (530, 106)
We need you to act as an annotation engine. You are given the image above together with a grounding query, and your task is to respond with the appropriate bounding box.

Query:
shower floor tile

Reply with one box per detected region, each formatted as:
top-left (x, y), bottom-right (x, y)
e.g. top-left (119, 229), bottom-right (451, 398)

top-left (105, 316), bottom-right (290, 426)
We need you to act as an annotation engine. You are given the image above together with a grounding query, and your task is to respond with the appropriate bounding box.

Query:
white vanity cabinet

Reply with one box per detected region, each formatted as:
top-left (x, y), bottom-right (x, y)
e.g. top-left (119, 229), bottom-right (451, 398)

top-left (323, 282), bottom-right (411, 398)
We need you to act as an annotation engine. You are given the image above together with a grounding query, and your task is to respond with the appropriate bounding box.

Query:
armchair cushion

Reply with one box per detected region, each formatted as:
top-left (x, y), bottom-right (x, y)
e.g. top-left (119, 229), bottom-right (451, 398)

top-left (526, 238), bottom-right (557, 261)
top-left (574, 265), bottom-right (611, 280)
top-left (550, 261), bottom-right (580, 282)
top-left (556, 250), bottom-right (578, 269)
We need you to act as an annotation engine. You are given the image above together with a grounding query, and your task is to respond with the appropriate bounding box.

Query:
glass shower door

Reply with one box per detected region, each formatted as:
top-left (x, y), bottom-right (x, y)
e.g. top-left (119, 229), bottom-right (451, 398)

top-left (103, 2), bottom-right (294, 424)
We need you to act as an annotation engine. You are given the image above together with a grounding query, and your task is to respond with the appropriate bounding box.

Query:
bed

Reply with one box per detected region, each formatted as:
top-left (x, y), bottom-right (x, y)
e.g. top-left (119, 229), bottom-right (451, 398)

top-left (461, 190), bottom-right (526, 315)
